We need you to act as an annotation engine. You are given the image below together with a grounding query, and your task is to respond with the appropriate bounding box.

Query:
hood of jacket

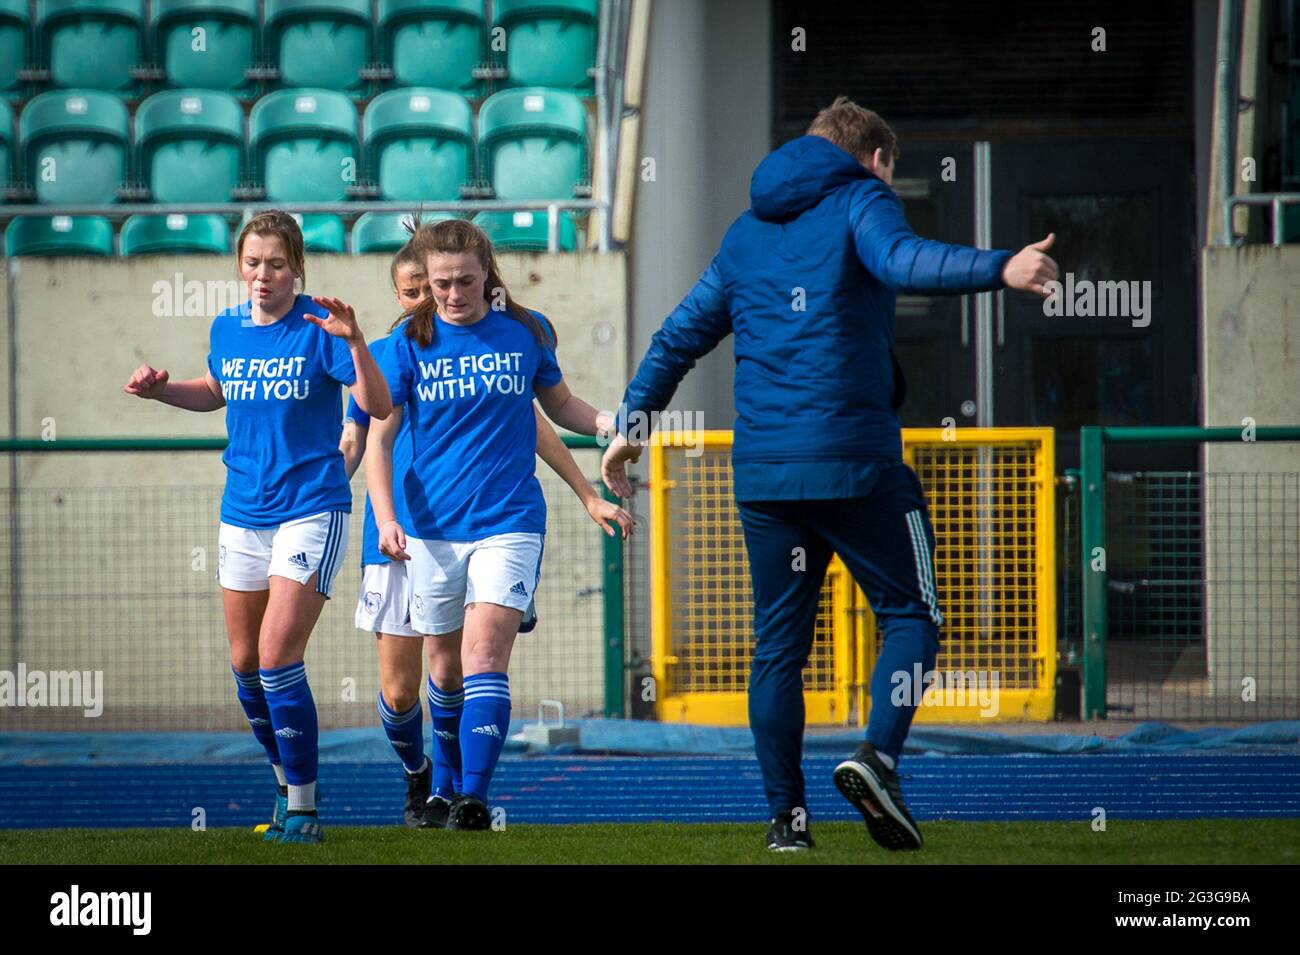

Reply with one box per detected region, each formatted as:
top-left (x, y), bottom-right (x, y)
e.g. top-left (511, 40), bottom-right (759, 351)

top-left (749, 134), bottom-right (877, 222)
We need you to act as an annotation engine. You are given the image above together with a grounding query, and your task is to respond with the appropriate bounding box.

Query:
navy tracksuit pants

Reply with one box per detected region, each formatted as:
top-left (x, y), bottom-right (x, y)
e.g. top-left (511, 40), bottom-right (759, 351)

top-left (738, 461), bottom-right (943, 818)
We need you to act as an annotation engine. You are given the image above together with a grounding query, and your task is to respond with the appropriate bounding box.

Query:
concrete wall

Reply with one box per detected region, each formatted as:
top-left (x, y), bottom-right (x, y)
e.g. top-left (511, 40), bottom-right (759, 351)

top-left (1201, 245), bottom-right (1300, 702)
top-left (627, 0), bottom-right (771, 434)
top-left (1202, 246), bottom-right (1300, 436)
top-left (614, 0), bottom-right (772, 672)
top-left (1, 263), bottom-right (10, 490)
top-left (8, 252), bottom-right (626, 484)
top-left (0, 252), bottom-right (628, 728)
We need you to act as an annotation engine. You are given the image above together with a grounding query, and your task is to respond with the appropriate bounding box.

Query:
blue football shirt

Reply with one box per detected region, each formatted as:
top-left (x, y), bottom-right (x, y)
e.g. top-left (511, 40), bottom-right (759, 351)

top-left (379, 308), bottom-right (563, 540)
top-left (207, 294), bottom-right (357, 528)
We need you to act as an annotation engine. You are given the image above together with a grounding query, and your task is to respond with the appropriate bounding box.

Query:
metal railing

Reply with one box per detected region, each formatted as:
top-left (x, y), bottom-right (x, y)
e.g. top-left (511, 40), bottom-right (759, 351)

top-left (1223, 193), bottom-right (1300, 247)
top-left (0, 200), bottom-right (609, 255)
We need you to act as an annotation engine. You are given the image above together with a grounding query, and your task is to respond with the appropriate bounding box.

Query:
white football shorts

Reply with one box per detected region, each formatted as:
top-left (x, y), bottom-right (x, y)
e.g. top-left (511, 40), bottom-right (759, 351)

top-left (406, 532), bottom-right (544, 636)
top-left (217, 511), bottom-right (350, 599)
top-left (354, 560), bottom-right (420, 637)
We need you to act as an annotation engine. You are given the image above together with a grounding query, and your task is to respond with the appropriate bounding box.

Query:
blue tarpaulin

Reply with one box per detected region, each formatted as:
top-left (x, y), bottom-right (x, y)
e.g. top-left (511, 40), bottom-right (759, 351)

top-left (2, 720), bottom-right (1298, 765)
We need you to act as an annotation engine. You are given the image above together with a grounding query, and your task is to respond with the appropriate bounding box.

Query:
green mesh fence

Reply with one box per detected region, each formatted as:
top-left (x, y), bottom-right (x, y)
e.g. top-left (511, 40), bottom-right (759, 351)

top-left (1080, 427), bottom-right (1300, 721)
top-left (0, 438), bottom-right (623, 732)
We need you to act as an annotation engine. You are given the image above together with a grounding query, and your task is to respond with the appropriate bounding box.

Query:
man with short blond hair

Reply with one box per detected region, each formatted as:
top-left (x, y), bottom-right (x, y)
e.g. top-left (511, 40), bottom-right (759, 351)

top-left (807, 95), bottom-right (900, 167)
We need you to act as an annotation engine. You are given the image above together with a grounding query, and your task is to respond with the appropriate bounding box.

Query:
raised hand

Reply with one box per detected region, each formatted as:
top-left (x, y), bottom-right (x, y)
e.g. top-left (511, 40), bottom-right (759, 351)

top-left (307, 296), bottom-right (363, 344)
top-left (124, 363), bottom-right (170, 399)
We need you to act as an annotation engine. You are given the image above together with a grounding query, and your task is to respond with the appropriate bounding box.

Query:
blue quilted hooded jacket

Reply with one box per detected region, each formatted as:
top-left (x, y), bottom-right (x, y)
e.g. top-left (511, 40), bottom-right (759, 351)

top-left (618, 135), bottom-right (1013, 501)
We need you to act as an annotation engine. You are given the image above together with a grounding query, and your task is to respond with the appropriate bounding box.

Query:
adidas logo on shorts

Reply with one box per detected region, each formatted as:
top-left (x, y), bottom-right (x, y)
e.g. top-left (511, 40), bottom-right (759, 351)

top-left (508, 580), bottom-right (528, 597)
top-left (288, 552), bottom-right (311, 570)
top-left (471, 724), bottom-right (501, 738)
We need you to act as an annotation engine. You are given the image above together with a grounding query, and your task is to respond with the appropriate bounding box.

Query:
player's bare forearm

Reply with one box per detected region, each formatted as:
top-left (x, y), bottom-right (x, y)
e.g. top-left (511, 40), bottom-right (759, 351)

top-left (534, 406), bottom-right (598, 506)
top-left (364, 409), bottom-right (401, 526)
top-left (535, 381), bottom-right (604, 435)
top-left (340, 421), bottom-right (368, 480)
top-left (158, 375), bottom-right (225, 412)
top-left (349, 342), bottom-right (393, 421)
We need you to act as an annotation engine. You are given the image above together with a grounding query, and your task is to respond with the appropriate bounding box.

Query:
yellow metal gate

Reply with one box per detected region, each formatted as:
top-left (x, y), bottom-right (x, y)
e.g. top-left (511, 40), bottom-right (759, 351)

top-left (650, 429), bottom-right (1056, 725)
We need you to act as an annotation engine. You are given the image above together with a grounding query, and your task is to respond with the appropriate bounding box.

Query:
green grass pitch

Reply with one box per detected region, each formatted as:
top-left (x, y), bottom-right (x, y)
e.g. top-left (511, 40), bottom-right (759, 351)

top-left (3, 820), bottom-right (1298, 864)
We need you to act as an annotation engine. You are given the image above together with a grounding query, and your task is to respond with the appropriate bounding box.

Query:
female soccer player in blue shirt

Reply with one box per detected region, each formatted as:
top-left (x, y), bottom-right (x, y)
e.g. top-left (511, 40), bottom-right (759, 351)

top-left (342, 237), bottom-right (630, 828)
top-left (365, 218), bottom-right (621, 830)
top-left (123, 210), bottom-right (392, 844)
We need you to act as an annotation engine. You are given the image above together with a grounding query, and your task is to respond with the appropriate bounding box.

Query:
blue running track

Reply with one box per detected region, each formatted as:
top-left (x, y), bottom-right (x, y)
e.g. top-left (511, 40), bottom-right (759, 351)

top-left (3, 754), bottom-right (1299, 828)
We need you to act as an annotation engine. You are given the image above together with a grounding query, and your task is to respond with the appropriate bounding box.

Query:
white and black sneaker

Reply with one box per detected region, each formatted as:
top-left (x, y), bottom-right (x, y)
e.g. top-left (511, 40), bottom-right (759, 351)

top-left (833, 742), bottom-right (923, 851)
top-left (765, 811), bottom-right (815, 852)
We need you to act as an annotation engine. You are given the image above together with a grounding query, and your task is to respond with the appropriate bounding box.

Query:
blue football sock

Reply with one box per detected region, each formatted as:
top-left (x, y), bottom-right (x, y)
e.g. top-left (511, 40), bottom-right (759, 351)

top-left (866, 617), bottom-right (940, 764)
top-left (377, 690), bottom-right (427, 774)
top-left (232, 666), bottom-right (282, 773)
top-left (459, 672), bottom-right (511, 802)
top-left (260, 662), bottom-right (319, 811)
top-left (427, 676), bottom-right (464, 799)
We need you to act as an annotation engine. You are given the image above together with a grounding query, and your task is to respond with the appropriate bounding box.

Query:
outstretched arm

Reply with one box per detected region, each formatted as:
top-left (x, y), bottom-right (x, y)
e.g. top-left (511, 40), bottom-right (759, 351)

top-left (599, 258), bottom-right (730, 498)
top-left (124, 365), bottom-right (225, 412)
top-left (534, 405), bottom-right (632, 539)
top-left (615, 256), bottom-right (731, 436)
top-left (534, 380), bottom-right (613, 436)
top-left (850, 184), bottom-right (1058, 297)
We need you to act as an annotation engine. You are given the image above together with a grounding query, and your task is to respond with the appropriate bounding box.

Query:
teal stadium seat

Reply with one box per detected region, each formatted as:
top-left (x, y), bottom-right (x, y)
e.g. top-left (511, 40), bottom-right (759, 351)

top-left (265, 0), bottom-right (372, 96)
top-left (365, 89), bottom-right (472, 201)
top-left (294, 212), bottom-right (346, 253)
top-left (474, 209), bottom-right (577, 252)
top-left (120, 213), bottom-right (231, 254)
top-left (136, 90), bottom-right (243, 202)
top-left (37, 0), bottom-right (144, 92)
top-left (494, 0), bottom-right (596, 92)
top-left (0, 99), bottom-right (12, 189)
top-left (477, 88), bottom-right (588, 200)
top-left (0, 0), bottom-right (31, 100)
top-left (21, 90), bottom-right (129, 204)
top-left (378, 0), bottom-right (485, 95)
top-left (351, 210), bottom-right (458, 253)
top-left (5, 214), bottom-right (114, 255)
top-left (150, 0), bottom-right (258, 96)
top-left (250, 89), bottom-right (358, 201)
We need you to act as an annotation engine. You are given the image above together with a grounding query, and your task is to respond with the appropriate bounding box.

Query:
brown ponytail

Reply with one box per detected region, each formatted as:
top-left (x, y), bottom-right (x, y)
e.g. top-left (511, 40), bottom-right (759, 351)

top-left (388, 232), bottom-right (426, 333)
